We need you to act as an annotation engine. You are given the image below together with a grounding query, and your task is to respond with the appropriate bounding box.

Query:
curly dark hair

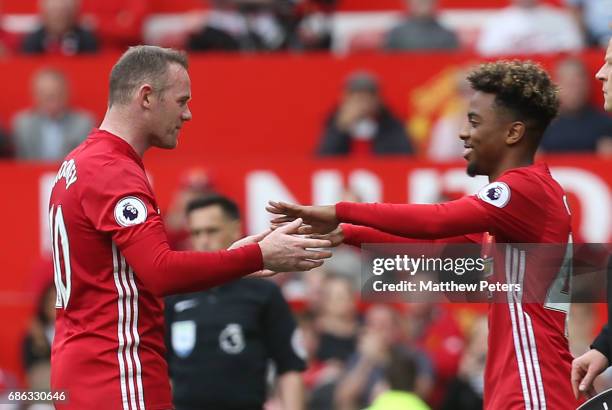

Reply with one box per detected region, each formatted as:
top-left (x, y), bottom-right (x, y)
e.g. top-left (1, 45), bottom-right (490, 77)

top-left (467, 60), bottom-right (560, 136)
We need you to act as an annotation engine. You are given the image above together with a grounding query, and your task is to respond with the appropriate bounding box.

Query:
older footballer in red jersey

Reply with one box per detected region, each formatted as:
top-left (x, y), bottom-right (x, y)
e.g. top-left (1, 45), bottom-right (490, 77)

top-left (268, 61), bottom-right (578, 410)
top-left (571, 37), bottom-right (612, 401)
top-left (48, 46), bottom-right (331, 410)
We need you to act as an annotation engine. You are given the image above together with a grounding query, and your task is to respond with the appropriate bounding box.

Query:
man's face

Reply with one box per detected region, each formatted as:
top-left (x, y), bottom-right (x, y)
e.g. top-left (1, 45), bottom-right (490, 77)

top-left (148, 63), bottom-right (192, 149)
top-left (321, 278), bottom-right (355, 317)
top-left (512, 0), bottom-right (538, 7)
top-left (34, 72), bottom-right (68, 119)
top-left (342, 90), bottom-right (380, 118)
top-left (42, 0), bottom-right (77, 35)
top-left (365, 305), bottom-right (396, 345)
top-left (459, 91), bottom-right (511, 177)
top-left (557, 62), bottom-right (589, 113)
top-left (187, 205), bottom-right (241, 252)
top-left (596, 39), bottom-right (612, 112)
top-left (408, 0), bottom-right (436, 18)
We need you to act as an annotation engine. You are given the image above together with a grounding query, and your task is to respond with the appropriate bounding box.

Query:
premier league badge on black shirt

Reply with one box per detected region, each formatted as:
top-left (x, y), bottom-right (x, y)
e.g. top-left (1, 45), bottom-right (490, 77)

top-left (171, 321), bottom-right (196, 358)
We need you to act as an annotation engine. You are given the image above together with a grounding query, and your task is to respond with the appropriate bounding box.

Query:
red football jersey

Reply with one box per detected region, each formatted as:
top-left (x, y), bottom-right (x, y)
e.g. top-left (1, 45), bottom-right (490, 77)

top-left (475, 164), bottom-right (573, 410)
top-left (48, 129), bottom-right (262, 410)
top-left (337, 163), bottom-right (575, 410)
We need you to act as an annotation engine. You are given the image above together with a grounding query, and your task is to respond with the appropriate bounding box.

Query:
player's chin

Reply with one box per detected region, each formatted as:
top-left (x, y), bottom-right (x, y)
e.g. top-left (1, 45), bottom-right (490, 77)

top-left (466, 161), bottom-right (480, 177)
top-left (161, 135), bottom-right (179, 149)
top-left (155, 141), bottom-right (178, 150)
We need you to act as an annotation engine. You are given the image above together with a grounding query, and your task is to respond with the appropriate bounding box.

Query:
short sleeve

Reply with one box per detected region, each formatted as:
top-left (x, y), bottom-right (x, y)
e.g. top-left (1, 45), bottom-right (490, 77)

top-left (80, 159), bottom-right (162, 250)
top-left (263, 283), bottom-right (307, 374)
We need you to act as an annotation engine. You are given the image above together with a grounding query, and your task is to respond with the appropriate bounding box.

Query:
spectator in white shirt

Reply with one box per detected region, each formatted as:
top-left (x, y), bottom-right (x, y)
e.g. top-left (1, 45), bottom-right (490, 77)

top-left (476, 0), bottom-right (583, 56)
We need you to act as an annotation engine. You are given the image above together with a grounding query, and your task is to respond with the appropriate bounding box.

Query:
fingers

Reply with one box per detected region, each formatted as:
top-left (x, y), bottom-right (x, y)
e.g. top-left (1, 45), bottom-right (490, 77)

top-left (297, 225), bottom-right (314, 235)
top-left (302, 250), bottom-right (333, 260)
top-left (571, 365), bottom-right (584, 399)
top-left (265, 200), bottom-right (283, 214)
top-left (579, 366), bottom-right (599, 396)
top-left (265, 205), bottom-right (283, 215)
top-left (296, 238), bottom-right (332, 249)
top-left (270, 216), bottom-right (297, 224)
top-left (296, 259), bottom-right (325, 271)
top-left (274, 218), bottom-right (303, 234)
top-left (266, 201), bottom-right (300, 215)
top-left (248, 269), bottom-right (277, 278)
top-left (270, 223), bottom-right (312, 234)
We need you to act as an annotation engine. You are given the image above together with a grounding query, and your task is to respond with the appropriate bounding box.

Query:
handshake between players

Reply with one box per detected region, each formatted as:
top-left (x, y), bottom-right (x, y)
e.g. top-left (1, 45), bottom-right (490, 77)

top-left (232, 202), bottom-right (341, 278)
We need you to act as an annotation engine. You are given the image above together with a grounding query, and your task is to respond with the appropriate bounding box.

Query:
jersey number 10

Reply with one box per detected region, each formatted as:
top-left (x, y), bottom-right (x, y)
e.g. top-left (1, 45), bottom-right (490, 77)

top-left (49, 205), bottom-right (71, 309)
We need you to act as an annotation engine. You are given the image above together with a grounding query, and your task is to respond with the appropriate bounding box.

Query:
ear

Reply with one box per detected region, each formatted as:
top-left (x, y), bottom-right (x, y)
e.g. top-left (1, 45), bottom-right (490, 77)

top-left (136, 84), bottom-right (154, 109)
top-left (506, 122), bottom-right (526, 146)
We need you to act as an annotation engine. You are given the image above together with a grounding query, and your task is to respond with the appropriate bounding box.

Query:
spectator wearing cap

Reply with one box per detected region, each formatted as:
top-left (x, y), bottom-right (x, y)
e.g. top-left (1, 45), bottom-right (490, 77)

top-left (384, 0), bottom-right (459, 51)
top-left (316, 71), bottom-right (414, 156)
top-left (22, 0), bottom-right (98, 55)
top-left (541, 57), bottom-right (612, 154)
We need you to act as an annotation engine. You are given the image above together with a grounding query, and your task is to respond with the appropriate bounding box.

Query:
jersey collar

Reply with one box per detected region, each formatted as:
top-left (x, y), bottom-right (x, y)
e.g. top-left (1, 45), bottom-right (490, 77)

top-left (497, 162), bottom-right (549, 179)
top-left (92, 128), bottom-right (145, 170)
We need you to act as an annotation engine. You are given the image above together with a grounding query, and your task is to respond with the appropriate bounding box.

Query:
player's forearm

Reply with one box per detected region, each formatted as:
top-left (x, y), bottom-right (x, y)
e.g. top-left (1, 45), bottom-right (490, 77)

top-left (121, 229), bottom-right (263, 297)
top-left (277, 372), bottom-right (304, 410)
top-left (341, 223), bottom-right (431, 247)
top-left (336, 198), bottom-right (490, 239)
top-left (341, 224), bottom-right (480, 248)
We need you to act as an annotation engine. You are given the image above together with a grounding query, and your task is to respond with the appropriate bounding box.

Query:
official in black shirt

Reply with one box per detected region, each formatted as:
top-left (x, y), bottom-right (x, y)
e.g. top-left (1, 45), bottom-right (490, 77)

top-left (165, 195), bottom-right (306, 410)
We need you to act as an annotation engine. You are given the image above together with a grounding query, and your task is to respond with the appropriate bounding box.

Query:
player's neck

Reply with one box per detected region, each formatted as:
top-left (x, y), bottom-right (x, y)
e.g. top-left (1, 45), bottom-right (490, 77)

top-left (99, 109), bottom-right (148, 157)
top-left (488, 155), bottom-right (534, 182)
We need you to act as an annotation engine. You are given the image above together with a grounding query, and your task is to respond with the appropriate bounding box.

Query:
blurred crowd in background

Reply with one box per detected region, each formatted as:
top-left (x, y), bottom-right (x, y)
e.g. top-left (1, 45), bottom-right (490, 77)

top-left (1, 0), bottom-right (612, 409)
top-left (0, 0), bottom-right (612, 160)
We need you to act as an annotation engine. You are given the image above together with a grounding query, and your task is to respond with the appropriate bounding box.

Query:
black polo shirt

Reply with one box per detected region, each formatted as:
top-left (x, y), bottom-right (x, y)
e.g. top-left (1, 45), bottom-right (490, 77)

top-left (541, 106), bottom-right (612, 152)
top-left (165, 279), bottom-right (306, 410)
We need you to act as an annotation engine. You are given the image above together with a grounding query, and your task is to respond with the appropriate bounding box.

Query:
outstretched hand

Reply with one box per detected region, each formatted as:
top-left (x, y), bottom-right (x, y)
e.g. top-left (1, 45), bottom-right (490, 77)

top-left (259, 218), bottom-right (333, 272)
top-left (266, 201), bottom-right (339, 235)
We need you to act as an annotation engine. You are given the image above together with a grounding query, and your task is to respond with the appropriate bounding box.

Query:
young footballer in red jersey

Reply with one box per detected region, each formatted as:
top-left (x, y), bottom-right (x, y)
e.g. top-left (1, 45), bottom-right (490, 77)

top-left (48, 46), bottom-right (331, 410)
top-left (268, 61), bottom-right (577, 409)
